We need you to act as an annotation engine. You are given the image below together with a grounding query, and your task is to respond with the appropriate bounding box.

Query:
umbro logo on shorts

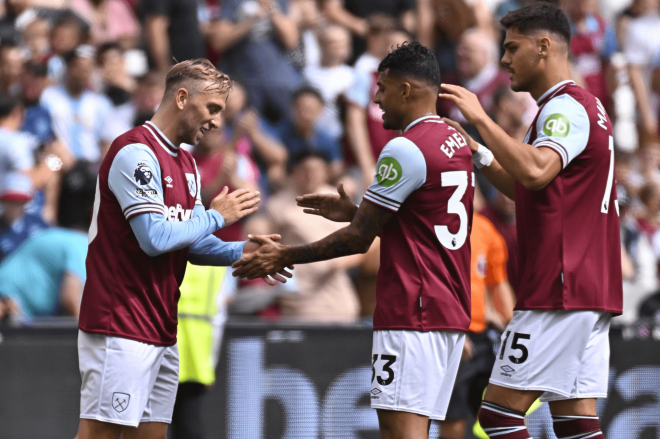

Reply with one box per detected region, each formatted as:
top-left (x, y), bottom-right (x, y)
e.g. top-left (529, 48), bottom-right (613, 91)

top-left (500, 365), bottom-right (515, 377)
top-left (112, 392), bottom-right (130, 413)
top-left (371, 388), bottom-right (382, 399)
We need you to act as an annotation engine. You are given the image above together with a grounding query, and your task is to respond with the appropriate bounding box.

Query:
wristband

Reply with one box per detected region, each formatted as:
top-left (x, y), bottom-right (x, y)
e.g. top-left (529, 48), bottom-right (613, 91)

top-left (472, 143), bottom-right (494, 169)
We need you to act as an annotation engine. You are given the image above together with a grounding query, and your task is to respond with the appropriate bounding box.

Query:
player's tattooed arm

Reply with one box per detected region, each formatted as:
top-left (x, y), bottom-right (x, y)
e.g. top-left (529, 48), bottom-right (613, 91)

top-left (295, 183), bottom-right (358, 222)
top-left (231, 201), bottom-right (393, 280)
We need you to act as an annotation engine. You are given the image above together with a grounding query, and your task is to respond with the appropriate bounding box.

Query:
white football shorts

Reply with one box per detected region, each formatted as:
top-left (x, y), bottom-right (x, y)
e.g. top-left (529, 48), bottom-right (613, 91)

top-left (78, 330), bottom-right (179, 427)
top-left (370, 330), bottom-right (465, 420)
top-left (490, 310), bottom-right (611, 402)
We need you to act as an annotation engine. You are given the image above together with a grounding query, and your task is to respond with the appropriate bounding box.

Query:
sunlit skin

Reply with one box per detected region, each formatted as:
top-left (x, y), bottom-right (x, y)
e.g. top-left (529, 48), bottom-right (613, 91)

top-left (151, 81), bottom-right (228, 147)
top-left (500, 27), bottom-right (569, 100)
top-left (373, 68), bottom-right (439, 132)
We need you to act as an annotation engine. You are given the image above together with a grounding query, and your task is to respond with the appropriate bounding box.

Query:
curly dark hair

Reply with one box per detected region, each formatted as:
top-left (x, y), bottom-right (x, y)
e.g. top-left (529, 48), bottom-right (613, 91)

top-left (500, 3), bottom-right (571, 46)
top-left (377, 42), bottom-right (441, 89)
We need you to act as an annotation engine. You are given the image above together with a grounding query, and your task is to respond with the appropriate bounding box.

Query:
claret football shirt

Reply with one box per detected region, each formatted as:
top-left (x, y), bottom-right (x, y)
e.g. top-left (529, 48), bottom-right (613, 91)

top-left (364, 115), bottom-right (474, 332)
top-left (515, 80), bottom-right (623, 314)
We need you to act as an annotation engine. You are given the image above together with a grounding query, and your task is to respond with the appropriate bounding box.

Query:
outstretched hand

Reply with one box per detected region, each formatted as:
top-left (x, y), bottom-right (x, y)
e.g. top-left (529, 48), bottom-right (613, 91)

top-left (210, 187), bottom-right (261, 226)
top-left (241, 234), bottom-right (293, 285)
top-left (295, 183), bottom-right (358, 223)
top-left (233, 235), bottom-right (293, 281)
top-left (439, 84), bottom-right (489, 127)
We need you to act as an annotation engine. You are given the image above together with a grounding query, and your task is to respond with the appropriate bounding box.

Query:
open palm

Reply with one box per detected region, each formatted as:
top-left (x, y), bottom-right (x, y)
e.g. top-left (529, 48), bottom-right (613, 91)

top-left (295, 184), bottom-right (358, 223)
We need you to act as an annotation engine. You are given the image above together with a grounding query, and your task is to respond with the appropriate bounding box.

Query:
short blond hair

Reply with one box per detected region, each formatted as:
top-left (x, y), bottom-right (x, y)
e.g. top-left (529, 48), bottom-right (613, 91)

top-left (164, 58), bottom-right (232, 96)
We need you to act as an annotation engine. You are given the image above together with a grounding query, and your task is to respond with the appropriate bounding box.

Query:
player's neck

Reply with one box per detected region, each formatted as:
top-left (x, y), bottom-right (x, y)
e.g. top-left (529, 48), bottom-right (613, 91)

top-left (400, 108), bottom-right (437, 132)
top-left (150, 110), bottom-right (182, 147)
top-left (529, 65), bottom-right (572, 101)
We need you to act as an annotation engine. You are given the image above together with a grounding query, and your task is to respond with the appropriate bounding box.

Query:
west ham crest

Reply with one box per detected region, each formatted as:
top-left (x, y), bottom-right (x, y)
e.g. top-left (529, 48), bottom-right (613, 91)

top-left (185, 173), bottom-right (197, 198)
top-left (112, 392), bottom-right (130, 413)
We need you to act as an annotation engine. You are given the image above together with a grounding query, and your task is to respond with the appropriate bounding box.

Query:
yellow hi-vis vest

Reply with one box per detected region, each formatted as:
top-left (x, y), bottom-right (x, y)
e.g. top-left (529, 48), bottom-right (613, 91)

top-left (177, 263), bottom-right (227, 385)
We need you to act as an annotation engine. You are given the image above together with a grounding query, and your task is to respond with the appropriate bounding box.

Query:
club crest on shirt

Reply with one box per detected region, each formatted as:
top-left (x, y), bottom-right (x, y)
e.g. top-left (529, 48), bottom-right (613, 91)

top-left (112, 392), bottom-right (130, 413)
top-left (134, 162), bottom-right (153, 185)
top-left (185, 173), bottom-right (197, 198)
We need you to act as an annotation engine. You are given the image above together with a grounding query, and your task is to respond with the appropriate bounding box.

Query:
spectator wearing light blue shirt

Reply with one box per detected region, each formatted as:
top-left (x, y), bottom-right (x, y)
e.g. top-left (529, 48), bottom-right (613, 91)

top-left (40, 45), bottom-right (115, 163)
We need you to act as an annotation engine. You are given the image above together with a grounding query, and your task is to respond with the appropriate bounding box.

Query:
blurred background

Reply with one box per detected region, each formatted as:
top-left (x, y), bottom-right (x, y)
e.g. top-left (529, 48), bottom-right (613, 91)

top-left (0, 0), bottom-right (659, 438)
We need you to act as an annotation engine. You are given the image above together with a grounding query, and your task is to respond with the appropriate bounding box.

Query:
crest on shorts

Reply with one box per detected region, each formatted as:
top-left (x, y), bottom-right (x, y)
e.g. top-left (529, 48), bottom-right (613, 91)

top-left (185, 173), bottom-right (197, 198)
top-left (112, 392), bottom-right (130, 413)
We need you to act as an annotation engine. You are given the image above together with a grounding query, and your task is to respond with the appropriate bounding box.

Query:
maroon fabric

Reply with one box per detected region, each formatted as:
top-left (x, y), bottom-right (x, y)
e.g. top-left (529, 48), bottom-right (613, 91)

top-left (371, 119), bottom-right (474, 332)
top-left (553, 417), bottom-right (602, 438)
top-left (80, 125), bottom-right (199, 346)
top-left (514, 82), bottom-right (623, 314)
top-left (478, 403), bottom-right (530, 439)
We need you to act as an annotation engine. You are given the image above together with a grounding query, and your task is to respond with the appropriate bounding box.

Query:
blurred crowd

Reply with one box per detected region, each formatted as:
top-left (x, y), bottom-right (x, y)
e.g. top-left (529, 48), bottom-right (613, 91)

top-left (1, 0), bottom-right (660, 325)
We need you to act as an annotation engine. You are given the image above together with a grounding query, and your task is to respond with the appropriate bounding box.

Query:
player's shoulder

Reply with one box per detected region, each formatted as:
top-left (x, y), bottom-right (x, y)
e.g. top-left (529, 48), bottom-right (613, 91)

top-left (101, 126), bottom-right (156, 172)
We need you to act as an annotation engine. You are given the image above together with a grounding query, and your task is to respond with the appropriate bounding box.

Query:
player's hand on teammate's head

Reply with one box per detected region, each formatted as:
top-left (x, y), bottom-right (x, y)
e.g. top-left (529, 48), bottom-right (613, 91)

top-left (231, 234), bottom-right (292, 282)
top-left (441, 118), bottom-right (479, 153)
top-left (210, 186), bottom-right (261, 226)
top-left (438, 84), bottom-right (488, 126)
top-left (295, 183), bottom-right (358, 223)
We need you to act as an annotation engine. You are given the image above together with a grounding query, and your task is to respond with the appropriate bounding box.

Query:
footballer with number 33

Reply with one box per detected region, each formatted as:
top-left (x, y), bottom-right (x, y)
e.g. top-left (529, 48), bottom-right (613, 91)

top-left (439, 4), bottom-right (622, 439)
top-left (233, 42), bottom-right (477, 439)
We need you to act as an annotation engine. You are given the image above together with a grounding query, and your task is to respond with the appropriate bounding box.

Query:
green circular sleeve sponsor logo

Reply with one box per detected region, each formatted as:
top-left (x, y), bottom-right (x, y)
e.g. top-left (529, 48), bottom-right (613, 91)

top-left (376, 157), bottom-right (402, 187)
top-left (543, 113), bottom-right (570, 137)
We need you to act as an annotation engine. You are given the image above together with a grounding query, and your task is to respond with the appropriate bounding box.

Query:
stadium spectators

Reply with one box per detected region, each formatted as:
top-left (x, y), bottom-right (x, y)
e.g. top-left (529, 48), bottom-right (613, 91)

top-left (275, 86), bottom-right (343, 178)
top-left (303, 24), bottom-right (354, 140)
top-left (0, 173), bottom-right (48, 261)
top-left (40, 45), bottom-right (114, 162)
top-left (0, 42), bottom-right (24, 96)
top-left (141, 0), bottom-right (204, 71)
top-left (261, 149), bottom-right (362, 322)
top-left (70, 0), bottom-right (139, 49)
top-left (0, 0), bottom-right (657, 328)
top-left (213, 0), bottom-right (302, 122)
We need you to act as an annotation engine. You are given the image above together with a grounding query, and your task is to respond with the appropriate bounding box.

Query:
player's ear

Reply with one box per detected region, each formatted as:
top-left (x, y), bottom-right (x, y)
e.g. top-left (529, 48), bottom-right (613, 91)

top-left (176, 88), bottom-right (189, 110)
top-left (400, 82), bottom-right (411, 101)
top-left (538, 36), bottom-right (551, 58)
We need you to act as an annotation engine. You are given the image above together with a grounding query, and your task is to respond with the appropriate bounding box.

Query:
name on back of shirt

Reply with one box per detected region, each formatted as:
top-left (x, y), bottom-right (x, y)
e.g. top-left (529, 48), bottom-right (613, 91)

top-left (440, 131), bottom-right (467, 158)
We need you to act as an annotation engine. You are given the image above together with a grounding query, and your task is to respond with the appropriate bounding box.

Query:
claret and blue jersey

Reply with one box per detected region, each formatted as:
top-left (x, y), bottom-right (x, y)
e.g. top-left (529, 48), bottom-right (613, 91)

top-left (363, 115), bottom-right (475, 333)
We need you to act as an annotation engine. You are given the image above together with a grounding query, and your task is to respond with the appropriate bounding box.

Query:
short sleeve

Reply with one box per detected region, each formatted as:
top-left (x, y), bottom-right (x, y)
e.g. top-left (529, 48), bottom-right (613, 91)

top-left (363, 137), bottom-right (426, 212)
top-left (63, 234), bottom-right (88, 281)
top-left (9, 134), bottom-right (38, 171)
top-left (108, 143), bottom-right (166, 219)
top-left (532, 94), bottom-right (590, 168)
top-left (485, 227), bottom-right (508, 285)
top-left (344, 70), bottom-right (371, 109)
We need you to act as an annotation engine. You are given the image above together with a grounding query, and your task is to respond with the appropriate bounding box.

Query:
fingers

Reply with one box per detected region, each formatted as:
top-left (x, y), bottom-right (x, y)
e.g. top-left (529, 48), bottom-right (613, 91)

top-left (437, 93), bottom-right (458, 103)
top-left (235, 190), bottom-right (260, 202)
top-left (269, 273), bottom-right (288, 283)
top-left (264, 234), bottom-right (282, 242)
top-left (246, 234), bottom-right (274, 245)
top-left (231, 254), bottom-right (254, 269)
top-left (440, 83), bottom-right (465, 94)
top-left (441, 117), bottom-right (462, 131)
top-left (229, 188), bottom-right (250, 199)
top-left (296, 199), bottom-right (321, 209)
top-left (302, 209), bottom-right (323, 216)
top-left (261, 276), bottom-right (276, 286)
top-left (238, 196), bottom-right (261, 211)
top-left (213, 186), bottom-right (229, 200)
top-left (337, 183), bottom-right (348, 199)
top-left (237, 206), bottom-right (259, 219)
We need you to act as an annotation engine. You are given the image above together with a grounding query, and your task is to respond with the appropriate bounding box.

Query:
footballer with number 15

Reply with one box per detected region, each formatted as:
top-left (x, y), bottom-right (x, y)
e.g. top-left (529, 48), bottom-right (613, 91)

top-left (440, 4), bottom-right (622, 439)
top-left (75, 59), bottom-right (289, 439)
